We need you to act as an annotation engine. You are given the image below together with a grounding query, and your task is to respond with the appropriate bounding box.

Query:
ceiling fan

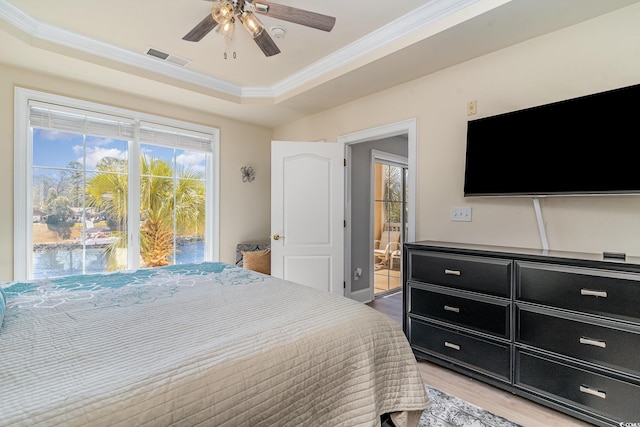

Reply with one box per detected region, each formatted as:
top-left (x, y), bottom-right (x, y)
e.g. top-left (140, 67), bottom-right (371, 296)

top-left (183, 0), bottom-right (336, 57)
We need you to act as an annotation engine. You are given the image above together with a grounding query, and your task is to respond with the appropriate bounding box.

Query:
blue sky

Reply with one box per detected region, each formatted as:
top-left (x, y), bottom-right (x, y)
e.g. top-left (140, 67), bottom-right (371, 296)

top-left (32, 128), bottom-right (207, 174)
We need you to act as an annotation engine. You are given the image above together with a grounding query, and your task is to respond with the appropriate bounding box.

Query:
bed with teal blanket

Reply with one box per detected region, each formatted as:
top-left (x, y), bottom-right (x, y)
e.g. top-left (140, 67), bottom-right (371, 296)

top-left (0, 262), bottom-right (428, 426)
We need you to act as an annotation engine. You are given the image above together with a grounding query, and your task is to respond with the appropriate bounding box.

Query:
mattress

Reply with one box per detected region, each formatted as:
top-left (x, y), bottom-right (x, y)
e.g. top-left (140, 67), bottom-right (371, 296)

top-left (0, 262), bottom-right (428, 426)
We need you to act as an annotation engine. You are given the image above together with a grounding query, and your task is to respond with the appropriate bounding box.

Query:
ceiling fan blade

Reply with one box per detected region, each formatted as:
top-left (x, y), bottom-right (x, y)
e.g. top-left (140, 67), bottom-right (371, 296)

top-left (183, 13), bottom-right (219, 42)
top-left (253, 30), bottom-right (281, 57)
top-left (254, 1), bottom-right (336, 32)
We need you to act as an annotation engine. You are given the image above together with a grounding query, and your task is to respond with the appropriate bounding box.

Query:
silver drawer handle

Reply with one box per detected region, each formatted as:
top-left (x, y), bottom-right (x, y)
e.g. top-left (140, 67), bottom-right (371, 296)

top-left (581, 289), bottom-right (608, 298)
top-left (580, 337), bottom-right (606, 349)
top-left (580, 385), bottom-right (606, 400)
top-left (444, 269), bottom-right (461, 276)
top-left (444, 305), bottom-right (460, 313)
top-left (444, 341), bottom-right (461, 351)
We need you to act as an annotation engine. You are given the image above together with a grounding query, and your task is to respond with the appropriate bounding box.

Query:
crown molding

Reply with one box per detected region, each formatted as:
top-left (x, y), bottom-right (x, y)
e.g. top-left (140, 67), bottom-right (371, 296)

top-left (0, 0), bottom-right (245, 98)
top-left (267, 0), bottom-right (485, 98)
top-left (1, 0), bottom-right (494, 102)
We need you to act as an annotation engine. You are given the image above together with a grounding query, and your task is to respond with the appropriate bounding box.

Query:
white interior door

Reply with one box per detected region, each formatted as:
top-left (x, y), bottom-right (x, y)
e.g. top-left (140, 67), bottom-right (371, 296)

top-left (271, 141), bottom-right (344, 295)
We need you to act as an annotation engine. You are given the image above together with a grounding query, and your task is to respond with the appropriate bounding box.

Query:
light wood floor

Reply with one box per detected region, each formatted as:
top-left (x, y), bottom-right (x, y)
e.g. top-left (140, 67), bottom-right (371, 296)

top-left (367, 292), bottom-right (594, 427)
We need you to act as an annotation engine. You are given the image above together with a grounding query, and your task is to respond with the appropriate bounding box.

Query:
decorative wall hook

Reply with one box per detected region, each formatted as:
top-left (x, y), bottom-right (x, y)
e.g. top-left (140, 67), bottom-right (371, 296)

top-left (241, 166), bottom-right (255, 183)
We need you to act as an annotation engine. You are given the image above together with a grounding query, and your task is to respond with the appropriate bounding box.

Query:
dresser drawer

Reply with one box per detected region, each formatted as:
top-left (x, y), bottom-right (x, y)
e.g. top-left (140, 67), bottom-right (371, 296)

top-left (517, 308), bottom-right (640, 376)
top-left (516, 261), bottom-right (640, 323)
top-left (409, 251), bottom-right (512, 297)
top-left (516, 350), bottom-right (640, 424)
top-left (409, 318), bottom-right (510, 381)
top-left (409, 286), bottom-right (510, 338)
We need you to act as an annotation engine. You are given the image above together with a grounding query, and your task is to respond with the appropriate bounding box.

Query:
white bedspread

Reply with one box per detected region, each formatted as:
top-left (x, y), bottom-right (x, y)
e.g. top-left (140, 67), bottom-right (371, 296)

top-left (0, 263), bottom-right (428, 426)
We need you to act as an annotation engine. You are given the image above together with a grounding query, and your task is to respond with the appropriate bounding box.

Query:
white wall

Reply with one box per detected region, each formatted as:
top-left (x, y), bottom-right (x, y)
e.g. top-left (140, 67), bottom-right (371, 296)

top-left (0, 64), bottom-right (273, 281)
top-left (274, 3), bottom-right (640, 257)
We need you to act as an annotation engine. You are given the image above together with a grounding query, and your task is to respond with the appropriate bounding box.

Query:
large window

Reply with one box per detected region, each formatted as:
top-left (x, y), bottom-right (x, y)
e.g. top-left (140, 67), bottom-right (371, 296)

top-left (15, 88), bottom-right (220, 280)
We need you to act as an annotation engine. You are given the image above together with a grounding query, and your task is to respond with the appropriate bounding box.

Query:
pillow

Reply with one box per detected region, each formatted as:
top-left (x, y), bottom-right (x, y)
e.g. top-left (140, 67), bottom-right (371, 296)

top-left (0, 288), bottom-right (6, 330)
top-left (235, 241), bottom-right (270, 267)
top-left (241, 249), bottom-right (271, 275)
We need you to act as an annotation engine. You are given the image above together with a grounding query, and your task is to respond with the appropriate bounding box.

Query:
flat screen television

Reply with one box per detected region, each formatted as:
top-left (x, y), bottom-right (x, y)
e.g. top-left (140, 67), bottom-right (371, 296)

top-left (463, 83), bottom-right (640, 197)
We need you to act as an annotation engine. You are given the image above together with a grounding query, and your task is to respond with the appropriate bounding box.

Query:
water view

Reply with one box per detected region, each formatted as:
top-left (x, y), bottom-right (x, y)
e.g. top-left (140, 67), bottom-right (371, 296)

top-left (29, 126), bottom-right (209, 281)
top-left (33, 240), bottom-right (205, 279)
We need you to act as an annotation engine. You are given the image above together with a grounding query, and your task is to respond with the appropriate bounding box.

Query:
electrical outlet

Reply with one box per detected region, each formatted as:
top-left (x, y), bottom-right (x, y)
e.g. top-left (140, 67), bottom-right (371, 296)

top-left (451, 207), bottom-right (472, 222)
top-left (467, 100), bottom-right (477, 116)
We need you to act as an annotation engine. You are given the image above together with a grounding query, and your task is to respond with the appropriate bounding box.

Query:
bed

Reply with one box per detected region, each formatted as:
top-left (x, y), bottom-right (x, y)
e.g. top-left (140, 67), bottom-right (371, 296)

top-left (0, 262), bottom-right (428, 426)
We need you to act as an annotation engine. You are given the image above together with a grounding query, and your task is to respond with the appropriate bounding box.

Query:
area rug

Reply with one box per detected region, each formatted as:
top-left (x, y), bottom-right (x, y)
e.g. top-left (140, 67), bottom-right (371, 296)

top-left (418, 384), bottom-right (522, 427)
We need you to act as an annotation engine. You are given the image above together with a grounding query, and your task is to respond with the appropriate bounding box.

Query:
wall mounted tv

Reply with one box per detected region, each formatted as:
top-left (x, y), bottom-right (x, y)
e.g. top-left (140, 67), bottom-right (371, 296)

top-left (463, 83), bottom-right (640, 197)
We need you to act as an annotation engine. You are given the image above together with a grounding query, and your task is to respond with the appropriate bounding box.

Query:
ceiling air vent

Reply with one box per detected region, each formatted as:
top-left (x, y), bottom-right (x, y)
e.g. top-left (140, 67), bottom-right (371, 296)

top-left (145, 48), bottom-right (191, 67)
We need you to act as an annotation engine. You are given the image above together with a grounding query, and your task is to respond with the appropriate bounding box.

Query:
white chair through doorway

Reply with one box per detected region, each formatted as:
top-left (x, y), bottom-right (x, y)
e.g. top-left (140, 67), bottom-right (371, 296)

top-left (374, 223), bottom-right (401, 269)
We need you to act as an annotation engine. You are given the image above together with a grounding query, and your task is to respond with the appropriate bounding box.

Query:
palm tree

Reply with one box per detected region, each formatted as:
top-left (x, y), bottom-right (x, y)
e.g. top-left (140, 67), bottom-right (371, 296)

top-left (84, 157), bottom-right (128, 270)
top-left (85, 155), bottom-right (205, 269)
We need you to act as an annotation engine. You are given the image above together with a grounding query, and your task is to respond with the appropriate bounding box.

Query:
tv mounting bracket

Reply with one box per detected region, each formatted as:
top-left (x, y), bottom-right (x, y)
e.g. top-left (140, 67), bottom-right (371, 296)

top-left (533, 197), bottom-right (549, 252)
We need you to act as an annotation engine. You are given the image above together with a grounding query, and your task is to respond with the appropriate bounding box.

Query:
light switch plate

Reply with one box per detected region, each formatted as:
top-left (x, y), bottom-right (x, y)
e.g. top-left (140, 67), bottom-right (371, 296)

top-left (451, 207), bottom-right (472, 222)
top-left (467, 100), bottom-right (477, 115)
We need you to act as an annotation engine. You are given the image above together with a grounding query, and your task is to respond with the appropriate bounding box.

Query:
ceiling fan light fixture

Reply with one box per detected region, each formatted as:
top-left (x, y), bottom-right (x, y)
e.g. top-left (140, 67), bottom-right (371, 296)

top-left (239, 11), bottom-right (264, 38)
top-left (211, 0), bottom-right (235, 25)
top-left (183, 1), bottom-right (336, 56)
top-left (216, 18), bottom-right (235, 40)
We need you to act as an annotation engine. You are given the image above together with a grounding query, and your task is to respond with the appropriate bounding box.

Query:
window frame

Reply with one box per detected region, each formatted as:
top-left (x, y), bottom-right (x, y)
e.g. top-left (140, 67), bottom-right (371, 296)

top-left (14, 87), bottom-right (220, 281)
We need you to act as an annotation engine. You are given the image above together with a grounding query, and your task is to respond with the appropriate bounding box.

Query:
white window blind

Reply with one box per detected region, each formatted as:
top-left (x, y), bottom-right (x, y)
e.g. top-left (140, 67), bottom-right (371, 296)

top-left (139, 121), bottom-right (213, 152)
top-left (29, 101), bottom-right (135, 140)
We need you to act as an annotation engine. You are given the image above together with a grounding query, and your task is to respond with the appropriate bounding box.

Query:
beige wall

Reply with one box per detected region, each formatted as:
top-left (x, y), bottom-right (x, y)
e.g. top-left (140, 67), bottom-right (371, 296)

top-left (0, 64), bottom-right (273, 281)
top-left (274, 4), bottom-right (640, 257)
top-left (3, 5), bottom-right (640, 281)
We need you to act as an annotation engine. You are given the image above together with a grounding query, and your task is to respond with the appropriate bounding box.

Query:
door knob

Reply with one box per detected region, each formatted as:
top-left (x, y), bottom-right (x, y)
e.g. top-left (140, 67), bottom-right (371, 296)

top-left (273, 233), bottom-right (284, 240)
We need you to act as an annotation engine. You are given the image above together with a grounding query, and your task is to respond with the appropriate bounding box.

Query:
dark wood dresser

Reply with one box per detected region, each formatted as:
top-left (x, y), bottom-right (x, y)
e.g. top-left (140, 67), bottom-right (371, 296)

top-left (403, 241), bottom-right (640, 426)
